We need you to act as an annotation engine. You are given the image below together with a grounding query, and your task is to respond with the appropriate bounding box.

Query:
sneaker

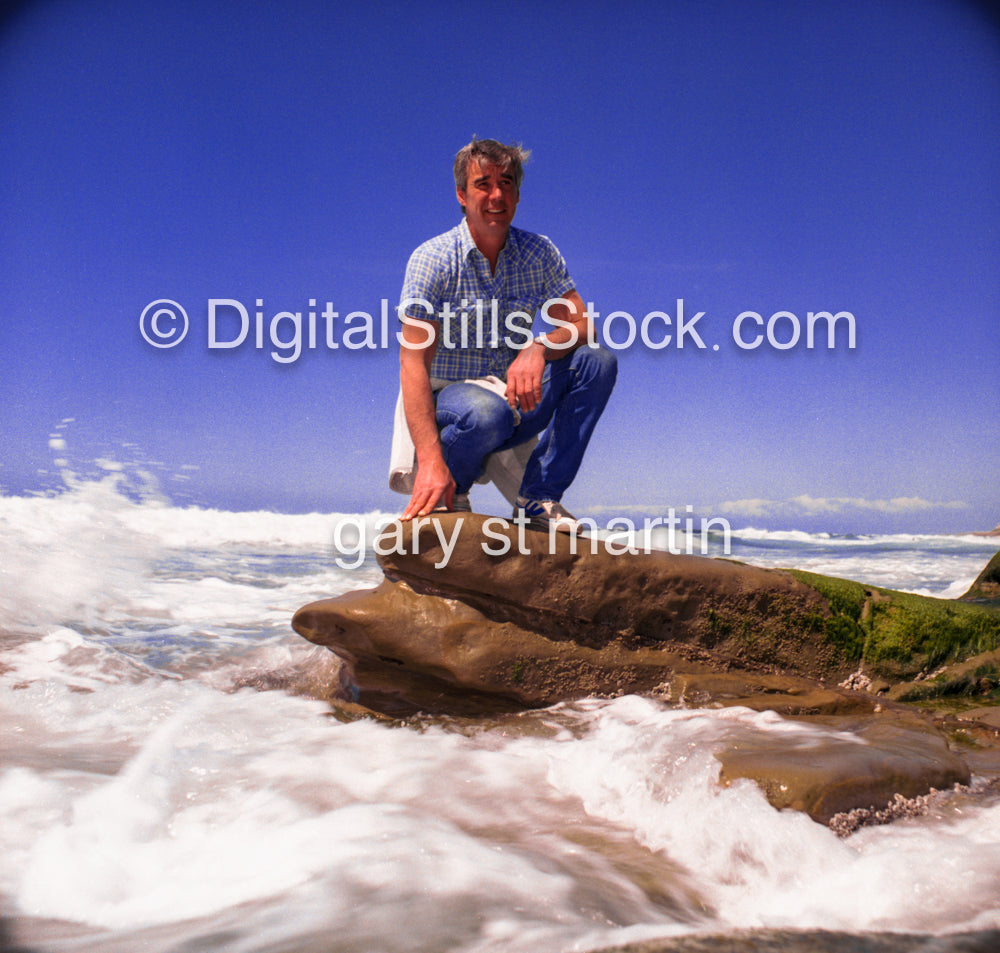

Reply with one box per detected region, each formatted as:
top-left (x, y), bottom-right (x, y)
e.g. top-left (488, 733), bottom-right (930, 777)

top-left (514, 496), bottom-right (580, 533)
top-left (433, 492), bottom-right (471, 513)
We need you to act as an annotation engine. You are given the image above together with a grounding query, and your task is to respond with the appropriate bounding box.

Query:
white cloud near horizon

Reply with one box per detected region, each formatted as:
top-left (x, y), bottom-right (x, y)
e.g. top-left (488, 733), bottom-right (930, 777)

top-left (585, 495), bottom-right (967, 518)
top-left (714, 495), bottom-right (967, 517)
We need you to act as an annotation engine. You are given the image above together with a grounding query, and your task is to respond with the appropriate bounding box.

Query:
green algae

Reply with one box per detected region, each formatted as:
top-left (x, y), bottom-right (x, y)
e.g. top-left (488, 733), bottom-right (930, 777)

top-left (788, 569), bottom-right (1000, 678)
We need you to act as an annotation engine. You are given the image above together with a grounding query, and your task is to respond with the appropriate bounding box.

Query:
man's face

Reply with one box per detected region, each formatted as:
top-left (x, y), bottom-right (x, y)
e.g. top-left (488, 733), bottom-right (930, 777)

top-left (457, 159), bottom-right (519, 242)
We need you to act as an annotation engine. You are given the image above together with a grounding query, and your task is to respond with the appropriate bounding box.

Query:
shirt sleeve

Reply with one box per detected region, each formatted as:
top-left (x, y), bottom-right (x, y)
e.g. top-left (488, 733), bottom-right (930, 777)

top-left (536, 235), bottom-right (576, 301)
top-left (398, 242), bottom-right (445, 324)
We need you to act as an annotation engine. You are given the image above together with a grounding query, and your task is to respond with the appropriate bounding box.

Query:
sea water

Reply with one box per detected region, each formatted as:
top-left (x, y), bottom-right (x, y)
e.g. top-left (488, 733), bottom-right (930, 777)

top-left (2, 476), bottom-right (999, 952)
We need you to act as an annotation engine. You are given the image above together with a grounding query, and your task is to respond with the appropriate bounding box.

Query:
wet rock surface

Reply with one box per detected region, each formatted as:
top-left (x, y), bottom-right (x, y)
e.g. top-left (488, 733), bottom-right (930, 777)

top-left (293, 514), bottom-right (851, 713)
top-left (716, 712), bottom-right (970, 824)
top-left (291, 515), bottom-right (1000, 822)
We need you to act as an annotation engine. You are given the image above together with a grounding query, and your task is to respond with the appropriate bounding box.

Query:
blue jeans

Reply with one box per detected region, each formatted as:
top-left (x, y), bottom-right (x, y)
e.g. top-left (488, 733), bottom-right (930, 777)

top-left (434, 346), bottom-right (617, 500)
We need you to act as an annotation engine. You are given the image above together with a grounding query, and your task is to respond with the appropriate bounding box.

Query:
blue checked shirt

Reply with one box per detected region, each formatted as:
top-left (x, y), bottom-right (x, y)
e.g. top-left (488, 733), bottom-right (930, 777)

top-left (398, 219), bottom-right (576, 381)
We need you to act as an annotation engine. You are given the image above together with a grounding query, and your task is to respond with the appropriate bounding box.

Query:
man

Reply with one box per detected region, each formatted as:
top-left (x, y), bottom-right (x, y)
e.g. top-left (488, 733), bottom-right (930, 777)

top-left (393, 138), bottom-right (616, 532)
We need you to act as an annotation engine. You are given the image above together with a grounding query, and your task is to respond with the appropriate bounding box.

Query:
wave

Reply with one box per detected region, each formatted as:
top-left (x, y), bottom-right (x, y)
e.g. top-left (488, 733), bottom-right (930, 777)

top-left (731, 525), bottom-right (999, 547)
top-left (6, 692), bottom-right (1000, 944)
top-left (0, 476), bottom-right (386, 642)
top-left (2, 475), bottom-right (994, 640)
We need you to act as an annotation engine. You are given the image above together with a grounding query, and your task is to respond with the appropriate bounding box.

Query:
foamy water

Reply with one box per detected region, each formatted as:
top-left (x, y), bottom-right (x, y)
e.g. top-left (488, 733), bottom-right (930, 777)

top-left (2, 478), bottom-right (999, 952)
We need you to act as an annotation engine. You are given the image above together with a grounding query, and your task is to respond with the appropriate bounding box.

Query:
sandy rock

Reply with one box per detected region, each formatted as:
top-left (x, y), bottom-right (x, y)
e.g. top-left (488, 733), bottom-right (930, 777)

top-left (291, 514), bottom-right (988, 822)
top-left (292, 513), bottom-right (848, 714)
top-left (717, 712), bottom-right (970, 823)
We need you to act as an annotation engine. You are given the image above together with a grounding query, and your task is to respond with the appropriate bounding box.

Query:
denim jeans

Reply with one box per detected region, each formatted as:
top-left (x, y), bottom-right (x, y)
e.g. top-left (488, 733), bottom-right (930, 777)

top-left (434, 346), bottom-right (617, 500)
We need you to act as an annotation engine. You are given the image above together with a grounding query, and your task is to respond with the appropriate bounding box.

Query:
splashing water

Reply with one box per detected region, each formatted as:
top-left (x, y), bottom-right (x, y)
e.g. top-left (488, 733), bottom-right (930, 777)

top-left (2, 473), bottom-right (999, 952)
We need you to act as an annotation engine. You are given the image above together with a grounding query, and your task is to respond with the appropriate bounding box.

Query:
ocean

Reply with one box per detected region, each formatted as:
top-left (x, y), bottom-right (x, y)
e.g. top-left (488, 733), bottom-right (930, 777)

top-left (2, 475), bottom-right (999, 953)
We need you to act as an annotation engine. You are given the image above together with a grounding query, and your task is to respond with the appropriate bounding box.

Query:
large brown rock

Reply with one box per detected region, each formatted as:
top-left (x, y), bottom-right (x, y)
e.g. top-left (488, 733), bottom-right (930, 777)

top-left (291, 513), bottom-right (980, 823)
top-left (292, 513), bottom-right (850, 714)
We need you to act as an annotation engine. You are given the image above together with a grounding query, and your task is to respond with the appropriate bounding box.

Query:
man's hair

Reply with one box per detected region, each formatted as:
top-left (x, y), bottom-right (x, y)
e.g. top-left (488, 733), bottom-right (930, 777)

top-left (453, 138), bottom-right (530, 198)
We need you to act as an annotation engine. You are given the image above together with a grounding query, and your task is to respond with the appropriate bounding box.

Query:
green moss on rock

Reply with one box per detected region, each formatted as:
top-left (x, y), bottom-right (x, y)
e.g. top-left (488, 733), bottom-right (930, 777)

top-left (823, 614), bottom-right (867, 661)
top-left (789, 569), bottom-right (1000, 679)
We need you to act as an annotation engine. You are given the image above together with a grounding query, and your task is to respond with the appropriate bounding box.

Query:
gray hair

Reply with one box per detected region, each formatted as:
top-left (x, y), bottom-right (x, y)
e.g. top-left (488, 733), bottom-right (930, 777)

top-left (453, 138), bottom-right (530, 196)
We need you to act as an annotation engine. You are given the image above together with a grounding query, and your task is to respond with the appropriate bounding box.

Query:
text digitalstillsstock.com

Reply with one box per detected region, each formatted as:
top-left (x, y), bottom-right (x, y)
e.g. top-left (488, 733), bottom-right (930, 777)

top-left (331, 510), bottom-right (733, 570)
top-left (140, 297), bottom-right (857, 361)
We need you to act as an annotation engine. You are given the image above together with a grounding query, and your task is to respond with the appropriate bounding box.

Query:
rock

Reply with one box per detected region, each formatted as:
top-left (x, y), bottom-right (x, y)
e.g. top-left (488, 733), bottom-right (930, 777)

top-left (584, 928), bottom-right (1000, 953)
top-left (290, 514), bottom-right (995, 822)
top-left (885, 646), bottom-right (1000, 704)
top-left (294, 515), bottom-right (1000, 714)
top-left (961, 706), bottom-right (1000, 730)
top-left (717, 712), bottom-right (970, 824)
top-left (961, 549), bottom-right (1000, 603)
top-left (293, 515), bottom-right (1000, 714)
top-left (292, 513), bottom-right (850, 715)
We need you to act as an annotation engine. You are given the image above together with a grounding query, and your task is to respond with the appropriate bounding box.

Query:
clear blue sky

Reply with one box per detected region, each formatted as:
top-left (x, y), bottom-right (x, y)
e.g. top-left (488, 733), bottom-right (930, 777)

top-left (2, 0), bottom-right (997, 533)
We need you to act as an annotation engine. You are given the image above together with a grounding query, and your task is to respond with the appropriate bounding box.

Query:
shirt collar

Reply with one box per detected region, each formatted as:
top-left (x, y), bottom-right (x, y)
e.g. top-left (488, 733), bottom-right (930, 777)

top-left (458, 218), bottom-right (521, 263)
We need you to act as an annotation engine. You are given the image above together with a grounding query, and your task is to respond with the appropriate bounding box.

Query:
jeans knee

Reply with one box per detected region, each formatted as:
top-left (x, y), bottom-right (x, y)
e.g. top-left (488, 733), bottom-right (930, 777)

top-left (437, 385), bottom-right (513, 447)
top-left (573, 345), bottom-right (618, 391)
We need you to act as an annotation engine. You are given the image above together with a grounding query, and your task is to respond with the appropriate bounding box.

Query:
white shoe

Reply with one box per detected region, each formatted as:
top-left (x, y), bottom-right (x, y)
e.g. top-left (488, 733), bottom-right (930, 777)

top-left (514, 496), bottom-right (580, 533)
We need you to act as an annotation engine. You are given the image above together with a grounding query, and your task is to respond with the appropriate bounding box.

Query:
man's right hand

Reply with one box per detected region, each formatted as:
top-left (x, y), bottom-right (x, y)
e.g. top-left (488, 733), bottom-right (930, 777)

top-left (401, 455), bottom-right (455, 521)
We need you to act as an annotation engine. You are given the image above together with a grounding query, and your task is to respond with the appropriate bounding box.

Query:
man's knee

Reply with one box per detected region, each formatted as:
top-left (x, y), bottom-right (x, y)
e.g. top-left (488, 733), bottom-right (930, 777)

top-left (437, 384), bottom-right (514, 444)
top-left (572, 345), bottom-right (618, 391)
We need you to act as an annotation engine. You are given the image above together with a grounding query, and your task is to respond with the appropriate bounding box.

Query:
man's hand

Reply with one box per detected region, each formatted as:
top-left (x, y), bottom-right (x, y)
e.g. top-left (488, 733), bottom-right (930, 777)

top-left (504, 341), bottom-right (547, 413)
top-left (505, 290), bottom-right (592, 413)
top-left (401, 455), bottom-right (455, 520)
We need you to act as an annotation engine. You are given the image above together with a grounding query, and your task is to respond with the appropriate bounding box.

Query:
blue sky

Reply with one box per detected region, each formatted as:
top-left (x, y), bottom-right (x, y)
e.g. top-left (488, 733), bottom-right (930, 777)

top-left (1, 0), bottom-right (997, 533)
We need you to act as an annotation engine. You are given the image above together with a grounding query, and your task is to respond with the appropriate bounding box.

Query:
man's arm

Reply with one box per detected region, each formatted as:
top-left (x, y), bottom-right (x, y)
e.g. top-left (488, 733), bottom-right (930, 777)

top-left (504, 289), bottom-right (591, 414)
top-left (399, 318), bottom-right (455, 520)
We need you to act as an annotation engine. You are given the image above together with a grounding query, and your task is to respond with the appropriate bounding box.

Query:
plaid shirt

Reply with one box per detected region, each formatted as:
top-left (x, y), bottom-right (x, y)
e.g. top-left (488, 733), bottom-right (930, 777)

top-left (399, 219), bottom-right (576, 381)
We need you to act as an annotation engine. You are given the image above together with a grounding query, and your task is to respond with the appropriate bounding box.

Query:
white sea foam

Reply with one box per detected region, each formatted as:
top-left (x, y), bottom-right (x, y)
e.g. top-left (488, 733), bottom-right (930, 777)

top-left (0, 478), bottom-right (384, 644)
top-left (533, 697), bottom-right (1000, 935)
top-left (5, 688), bottom-right (1000, 947)
top-left (726, 525), bottom-right (995, 597)
top-left (2, 476), bottom-right (999, 951)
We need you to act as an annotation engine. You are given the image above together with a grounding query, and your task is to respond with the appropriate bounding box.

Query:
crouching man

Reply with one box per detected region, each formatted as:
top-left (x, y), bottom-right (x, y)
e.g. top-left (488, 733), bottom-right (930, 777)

top-left (391, 138), bottom-right (617, 533)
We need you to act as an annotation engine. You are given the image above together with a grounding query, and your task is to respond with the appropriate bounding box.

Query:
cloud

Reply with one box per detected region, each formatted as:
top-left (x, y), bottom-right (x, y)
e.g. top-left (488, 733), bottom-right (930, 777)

top-left (582, 496), bottom-right (970, 526)
top-left (715, 495), bottom-right (967, 517)
top-left (584, 503), bottom-right (685, 516)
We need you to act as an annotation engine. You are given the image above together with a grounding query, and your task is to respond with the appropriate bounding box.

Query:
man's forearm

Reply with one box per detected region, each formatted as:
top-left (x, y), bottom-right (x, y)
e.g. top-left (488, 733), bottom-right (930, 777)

top-left (400, 357), bottom-right (444, 467)
top-left (538, 290), bottom-right (592, 358)
top-left (398, 318), bottom-right (454, 518)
